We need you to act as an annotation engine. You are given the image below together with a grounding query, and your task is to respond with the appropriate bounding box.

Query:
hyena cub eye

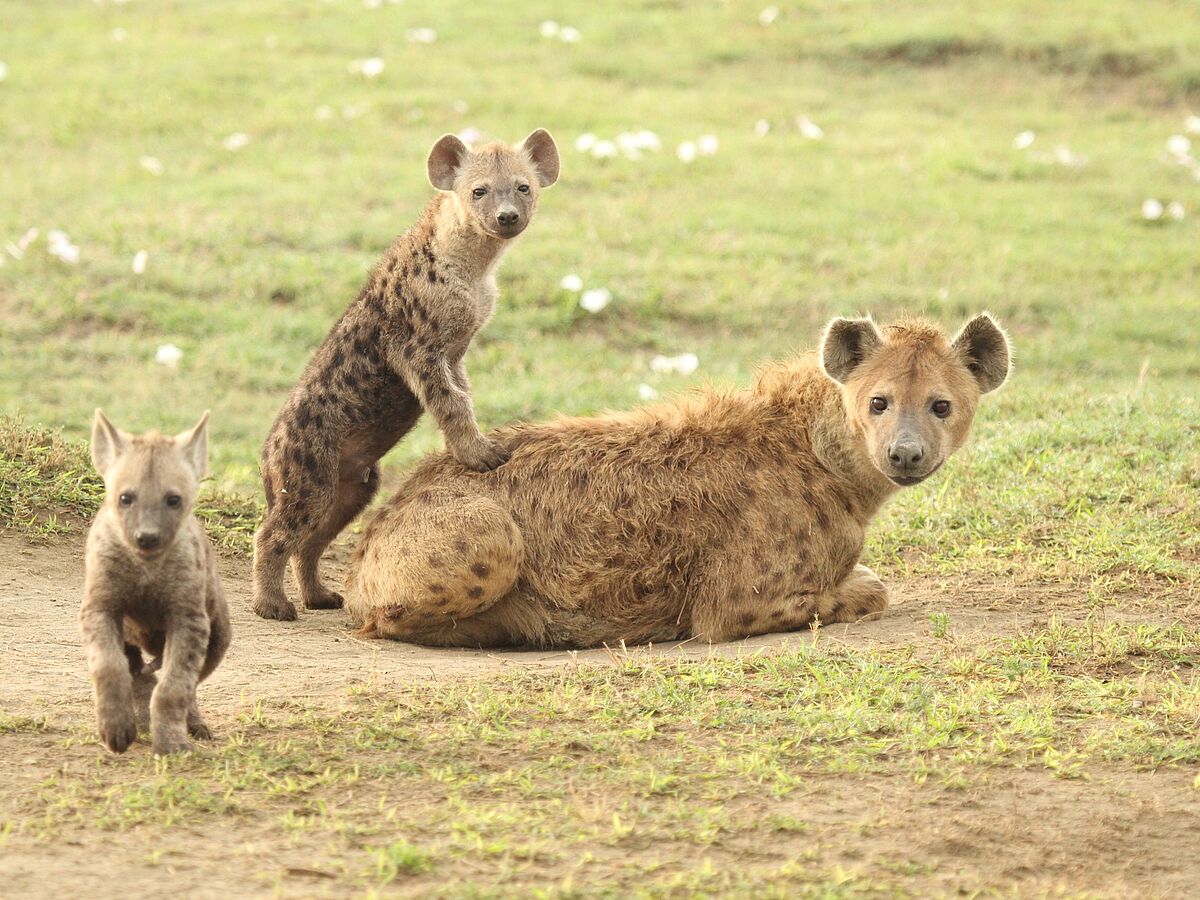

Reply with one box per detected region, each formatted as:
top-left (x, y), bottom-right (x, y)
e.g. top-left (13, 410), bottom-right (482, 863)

top-left (472, 186), bottom-right (487, 198)
top-left (517, 184), bottom-right (530, 194)
top-left (165, 494), bottom-right (183, 508)
top-left (931, 400), bottom-right (951, 418)
top-left (870, 397), bottom-right (888, 414)
top-left (119, 492), bottom-right (135, 507)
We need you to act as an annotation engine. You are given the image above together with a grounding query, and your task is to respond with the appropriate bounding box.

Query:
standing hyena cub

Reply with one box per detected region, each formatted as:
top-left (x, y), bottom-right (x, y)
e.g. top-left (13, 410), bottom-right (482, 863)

top-left (82, 410), bottom-right (231, 755)
top-left (252, 129), bottom-right (560, 621)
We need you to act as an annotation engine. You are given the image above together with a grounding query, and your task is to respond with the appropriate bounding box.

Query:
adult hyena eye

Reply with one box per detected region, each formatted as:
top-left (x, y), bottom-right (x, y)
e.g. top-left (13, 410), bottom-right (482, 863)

top-left (517, 184), bottom-right (530, 194)
top-left (119, 492), bottom-right (135, 507)
top-left (165, 494), bottom-right (182, 508)
top-left (870, 397), bottom-right (888, 414)
top-left (472, 187), bottom-right (487, 199)
top-left (931, 400), bottom-right (951, 418)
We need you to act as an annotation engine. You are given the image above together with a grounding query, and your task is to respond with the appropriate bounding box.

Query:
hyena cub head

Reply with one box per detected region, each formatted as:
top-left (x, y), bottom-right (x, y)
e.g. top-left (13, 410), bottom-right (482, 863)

top-left (821, 313), bottom-right (1011, 486)
top-left (427, 129), bottom-right (559, 239)
top-left (90, 409), bottom-right (210, 558)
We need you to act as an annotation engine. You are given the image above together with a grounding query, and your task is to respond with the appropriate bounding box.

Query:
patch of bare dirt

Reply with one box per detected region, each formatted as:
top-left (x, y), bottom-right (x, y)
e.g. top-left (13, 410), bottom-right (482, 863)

top-left (2, 530), bottom-right (1198, 898)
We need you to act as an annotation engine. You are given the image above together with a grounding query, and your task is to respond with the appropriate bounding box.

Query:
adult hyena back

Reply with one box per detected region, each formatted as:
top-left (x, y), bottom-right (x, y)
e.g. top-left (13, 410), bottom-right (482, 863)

top-left (252, 129), bottom-right (559, 621)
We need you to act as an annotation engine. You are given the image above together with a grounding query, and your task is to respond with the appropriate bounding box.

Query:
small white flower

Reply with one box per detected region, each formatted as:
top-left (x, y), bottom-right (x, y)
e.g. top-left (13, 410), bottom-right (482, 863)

top-left (0, 61), bottom-right (8, 82)
top-left (1141, 198), bottom-right (1164, 220)
top-left (17, 228), bottom-right (39, 251)
top-left (632, 129), bottom-right (661, 151)
top-left (341, 104), bottom-right (365, 119)
top-left (452, 99), bottom-right (468, 114)
top-left (650, 353), bottom-right (699, 375)
top-left (457, 126), bottom-right (482, 143)
top-left (539, 20), bottom-right (559, 38)
top-left (1187, 115), bottom-right (1200, 135)
top-left (5, 243), bottom-right (22, 260)
top-left (637, 383), bottom-right (658, 401)
top-left (559, 273), bottom-right (583, 292)
top-left (676, 141), bottom-right (697, 163)
top-left (406, 28), bottom-right (437, 44)
top-left (139, 155), bottom-right (163, 175)
top-left (558, 26), bottom-right (581, 43)
top-left (132, 250), bottom-right (148, 274)
top-left (315, 105), bottom-right (335, 121)
top-left (1167, 201), bottom-right (1185, 220)
top-left (1166, 134), bottom-right (1192, 157)
top-left (110, 27), bottom-right (127, 42)
top-left (754, 119), bottom-right (770, 137)
top-left (579, 288), bottom-right (611, 313)
top-left (349, 56), bottom-right (385, 77)
top-left (574, 132), bottom-right (598, 152)
top-left (1013, 130), bottom-right (1035, 150)
top-left (758, 6), bottom-right (780, 26)
top-left (1054, 146), bottom-right (1085, 167)
top-left (937, 287), bottom-right (950, 301)
top-left (46, 230), bottom-right (80, 264)
top-left (155, 344), bottom-right (183, 368)
top-left (697, 134), bottom-right (719, 156)
top-left (797, 116), bottom-right (824, 140)
top-left (222, 132), bottom-right (250, 151)
top-left (591, 140), bottom-right (617, 159)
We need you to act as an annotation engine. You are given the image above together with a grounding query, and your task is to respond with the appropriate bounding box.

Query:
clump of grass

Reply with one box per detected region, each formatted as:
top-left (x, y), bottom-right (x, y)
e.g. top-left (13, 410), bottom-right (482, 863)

top-left (0, 415), bottom-right (260, 554)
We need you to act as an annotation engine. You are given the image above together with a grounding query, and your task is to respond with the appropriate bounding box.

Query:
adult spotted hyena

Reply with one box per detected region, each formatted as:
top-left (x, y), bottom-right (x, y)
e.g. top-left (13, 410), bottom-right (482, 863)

top-left (346, 313), bottom-right (1011, 648)
top-left (252, 129), bottom-right (560, 622)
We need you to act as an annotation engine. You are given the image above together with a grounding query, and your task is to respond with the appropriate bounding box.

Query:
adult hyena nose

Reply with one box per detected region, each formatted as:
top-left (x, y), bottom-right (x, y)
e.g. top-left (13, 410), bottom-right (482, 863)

top-left (135, 530), bottom-right (161, 550)
top-left (887, 439), bottom-right (924, 468)
top-left (496, 207), bottom-right (519, 227)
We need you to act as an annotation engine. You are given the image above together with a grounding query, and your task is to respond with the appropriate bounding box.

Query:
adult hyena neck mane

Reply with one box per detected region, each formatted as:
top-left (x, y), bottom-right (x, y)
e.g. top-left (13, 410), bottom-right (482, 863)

top-left (755, 357), bottom-right (898, 520)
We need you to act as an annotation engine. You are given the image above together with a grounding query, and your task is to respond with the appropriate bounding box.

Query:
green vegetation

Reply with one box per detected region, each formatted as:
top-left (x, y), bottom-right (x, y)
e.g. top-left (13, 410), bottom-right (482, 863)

top-left (11, 622), bottom-right (1198, 895)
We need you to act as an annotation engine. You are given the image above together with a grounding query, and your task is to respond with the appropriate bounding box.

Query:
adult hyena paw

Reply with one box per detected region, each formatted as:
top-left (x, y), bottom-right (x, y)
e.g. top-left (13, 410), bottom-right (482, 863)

top-left (455, 438), bottom-right (511, 472)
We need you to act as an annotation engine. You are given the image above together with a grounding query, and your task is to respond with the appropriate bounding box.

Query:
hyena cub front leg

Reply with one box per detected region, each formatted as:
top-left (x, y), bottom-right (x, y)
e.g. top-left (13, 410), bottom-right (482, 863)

top-left (81, 606), bottom-right (138, 754)
top-left (404, 351), bottom-right (510, 472)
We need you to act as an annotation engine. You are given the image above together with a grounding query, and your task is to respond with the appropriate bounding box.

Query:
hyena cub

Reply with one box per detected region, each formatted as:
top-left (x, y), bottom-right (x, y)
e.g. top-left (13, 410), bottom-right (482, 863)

top-left (252, 128), bottom-right (560, 621)
top-left (82, 410), bottom-right (231, 755)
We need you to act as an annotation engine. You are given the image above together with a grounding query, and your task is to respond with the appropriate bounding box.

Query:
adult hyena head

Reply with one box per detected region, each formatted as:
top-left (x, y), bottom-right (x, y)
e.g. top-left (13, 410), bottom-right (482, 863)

top-left (820, 313), bottom-right (1011, 486)
top-left (426, 129), bottom-right (559, 240)
top-left (90, 409), bottom-right (210, 558)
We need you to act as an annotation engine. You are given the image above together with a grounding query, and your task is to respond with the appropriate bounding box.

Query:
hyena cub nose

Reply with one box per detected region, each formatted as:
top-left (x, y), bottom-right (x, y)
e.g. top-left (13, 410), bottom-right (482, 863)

top-left (887, 439), bottom-right (924, 468)
top-left (82, 409), bottom-right (232, 755)
top-left (496, 207), bottom-right (519, 227)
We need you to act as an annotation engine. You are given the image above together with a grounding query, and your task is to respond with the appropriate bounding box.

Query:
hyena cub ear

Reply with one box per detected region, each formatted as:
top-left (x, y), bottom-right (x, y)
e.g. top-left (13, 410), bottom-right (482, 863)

top-left (90, 409), bottom-right (129, 476)
top-left (951, 313), bottom-right (1011, 393)
top-left (427, 134), bottom-right (470, 191)
top-left (176, 410), bottom-right (211, 479)
top-left (820, 317), bottom-right (883, 384)
top-left (520, 129), bottom-right (560, 187)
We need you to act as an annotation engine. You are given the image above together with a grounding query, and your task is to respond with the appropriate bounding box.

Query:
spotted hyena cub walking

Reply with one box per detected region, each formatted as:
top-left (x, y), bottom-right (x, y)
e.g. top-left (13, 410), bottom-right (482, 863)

top-left (251, 129), bottom-right (559, 621)
top-left (82, 410), bottom-right (231, 754)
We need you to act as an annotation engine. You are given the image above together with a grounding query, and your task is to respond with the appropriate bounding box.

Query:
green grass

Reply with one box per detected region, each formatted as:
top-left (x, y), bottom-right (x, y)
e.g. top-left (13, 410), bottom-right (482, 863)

top-left (9, 622), bottom-right (1198, 895)
top-left (1, 0), bottom-right (1197, 589)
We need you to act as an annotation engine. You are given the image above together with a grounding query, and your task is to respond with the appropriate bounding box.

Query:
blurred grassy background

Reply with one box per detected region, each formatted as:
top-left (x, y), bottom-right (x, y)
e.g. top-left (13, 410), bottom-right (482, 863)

top-left (1, 0), bottom-right (1197, 587)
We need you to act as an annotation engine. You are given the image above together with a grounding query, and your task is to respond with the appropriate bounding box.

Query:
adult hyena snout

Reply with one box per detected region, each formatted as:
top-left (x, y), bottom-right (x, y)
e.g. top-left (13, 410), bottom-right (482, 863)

top-left (886, 434), bottom-right (925, 469)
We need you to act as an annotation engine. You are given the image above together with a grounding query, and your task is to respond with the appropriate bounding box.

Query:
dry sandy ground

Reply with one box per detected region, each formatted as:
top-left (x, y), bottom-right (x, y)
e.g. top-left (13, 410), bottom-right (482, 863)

top-left (2, 530), bottom-right (1198, 898)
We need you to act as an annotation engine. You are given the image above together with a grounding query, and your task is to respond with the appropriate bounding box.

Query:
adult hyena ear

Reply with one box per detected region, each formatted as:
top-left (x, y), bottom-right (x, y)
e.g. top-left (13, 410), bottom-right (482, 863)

top-left (820, 317), bottom-right (884, 384)
top-left (91, 409), bottom-right (129, 476)
top-left (176, 410), bottom-right (210, 480)
top-left (520, 128), bottom-right (559, 187)
top-left (951, 312), bottom-right (1012, 393)
top-left (427, 134), bottom-right (470, 191)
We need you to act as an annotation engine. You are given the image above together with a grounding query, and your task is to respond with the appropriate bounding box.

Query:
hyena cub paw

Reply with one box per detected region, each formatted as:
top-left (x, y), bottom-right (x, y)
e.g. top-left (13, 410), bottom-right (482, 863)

top-left (303, 587), bottom-right (345, 610)
top-left (253, 594), bottom-right (299, 622)
top-left (98, 710), bottom-right (138, 754)
top-left (186, 711), bottom-right (213, 741)
top-left (455, 437), bottom-right (511, 472)
top-left (153, 735), bottom-right (194, 756)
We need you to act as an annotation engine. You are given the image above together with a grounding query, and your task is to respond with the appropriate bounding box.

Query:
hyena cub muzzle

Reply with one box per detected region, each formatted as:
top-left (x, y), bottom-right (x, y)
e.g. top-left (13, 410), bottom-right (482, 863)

top-left (81, 409), bottom-right (232, 755)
